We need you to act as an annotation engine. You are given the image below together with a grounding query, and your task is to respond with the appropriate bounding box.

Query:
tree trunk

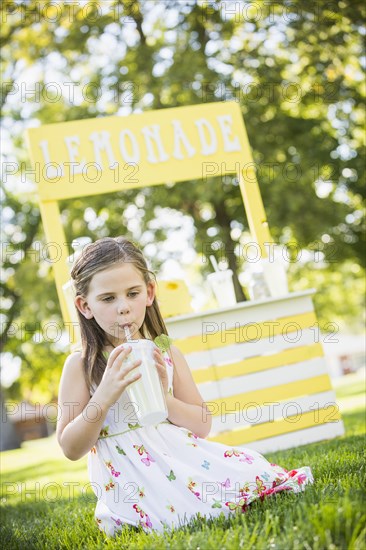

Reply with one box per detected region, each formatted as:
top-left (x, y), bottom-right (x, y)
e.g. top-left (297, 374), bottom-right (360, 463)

top-left (213, 202), bottom-right (247, 302)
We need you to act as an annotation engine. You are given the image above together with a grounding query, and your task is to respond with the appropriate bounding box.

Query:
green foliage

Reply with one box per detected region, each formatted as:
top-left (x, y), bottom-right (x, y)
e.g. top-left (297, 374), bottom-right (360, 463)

top-left (289, 259), bottom-right (366, 333)
top-left (154, 334), bottom-right (173, 353)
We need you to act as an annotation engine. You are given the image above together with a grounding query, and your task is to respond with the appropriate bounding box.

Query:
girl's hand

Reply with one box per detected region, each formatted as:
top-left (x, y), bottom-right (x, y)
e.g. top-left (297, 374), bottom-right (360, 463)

top-left (97, 345), bottom-right (142, 409)
top-left (153, 347), bottom-right (169, 395)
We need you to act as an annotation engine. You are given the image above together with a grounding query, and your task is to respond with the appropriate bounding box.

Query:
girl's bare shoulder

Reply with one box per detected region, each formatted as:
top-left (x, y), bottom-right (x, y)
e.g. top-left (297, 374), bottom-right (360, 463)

top-left (59, 350), bottom-right (90, 404)
top-left (64, 350), bottom-right (83, 369)
top-left (61, 350), bottom-right (87, 390)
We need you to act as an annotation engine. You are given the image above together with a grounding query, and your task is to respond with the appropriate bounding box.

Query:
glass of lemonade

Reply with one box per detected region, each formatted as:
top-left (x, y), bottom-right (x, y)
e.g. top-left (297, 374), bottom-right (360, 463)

top-left (123, 339), bottom-right (168, 426)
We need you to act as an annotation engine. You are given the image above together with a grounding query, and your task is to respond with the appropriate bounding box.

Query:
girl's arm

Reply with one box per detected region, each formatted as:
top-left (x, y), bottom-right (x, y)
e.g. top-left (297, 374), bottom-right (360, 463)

top-left (156, 345), bottom-right (212, 438)
top-left (57, 346), bottom-right (141, 461)
top-left (56, 352), bottom-right (108, 461)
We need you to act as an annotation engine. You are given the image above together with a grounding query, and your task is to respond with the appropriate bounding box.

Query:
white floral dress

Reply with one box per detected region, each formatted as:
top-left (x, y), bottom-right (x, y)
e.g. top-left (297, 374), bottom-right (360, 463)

top-left (88, 351), bottom-right (314, 536)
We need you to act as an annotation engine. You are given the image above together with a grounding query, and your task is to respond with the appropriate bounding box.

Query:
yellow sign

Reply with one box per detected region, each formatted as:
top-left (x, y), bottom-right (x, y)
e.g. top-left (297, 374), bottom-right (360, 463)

top-left (26, 101), bottom-right (273, 343)
top-left (27, 102), bottom-right (253, 201)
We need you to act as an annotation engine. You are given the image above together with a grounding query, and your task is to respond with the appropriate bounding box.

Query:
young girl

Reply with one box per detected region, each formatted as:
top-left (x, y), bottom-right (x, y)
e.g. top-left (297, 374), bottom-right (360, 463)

top-left (57, 236), bottom-right (314, 536)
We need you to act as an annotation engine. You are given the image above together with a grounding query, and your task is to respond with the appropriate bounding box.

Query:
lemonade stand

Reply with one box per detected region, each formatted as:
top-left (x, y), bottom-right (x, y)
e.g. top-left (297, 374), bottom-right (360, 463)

top-left (26, 101), bottom-right (344, 452)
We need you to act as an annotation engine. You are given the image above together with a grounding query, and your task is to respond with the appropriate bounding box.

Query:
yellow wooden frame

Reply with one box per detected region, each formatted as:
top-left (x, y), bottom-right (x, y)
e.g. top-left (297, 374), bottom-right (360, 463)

top-left (26, 101), bottom-right (273, 342)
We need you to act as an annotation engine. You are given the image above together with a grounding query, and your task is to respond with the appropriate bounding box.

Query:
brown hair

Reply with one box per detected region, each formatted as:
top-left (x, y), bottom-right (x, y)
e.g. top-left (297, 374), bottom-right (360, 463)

top-left (70, 236), bottom-right (168, 392)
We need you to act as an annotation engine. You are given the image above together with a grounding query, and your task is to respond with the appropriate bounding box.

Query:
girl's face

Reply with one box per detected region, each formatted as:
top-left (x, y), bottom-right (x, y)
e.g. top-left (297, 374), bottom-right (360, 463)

top-left (75, 261), bottom-right (155, 345)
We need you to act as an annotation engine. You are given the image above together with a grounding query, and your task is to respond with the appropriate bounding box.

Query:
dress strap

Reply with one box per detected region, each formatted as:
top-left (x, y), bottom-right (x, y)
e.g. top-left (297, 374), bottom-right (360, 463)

top-left (162, 351), bottom-right (174, 395)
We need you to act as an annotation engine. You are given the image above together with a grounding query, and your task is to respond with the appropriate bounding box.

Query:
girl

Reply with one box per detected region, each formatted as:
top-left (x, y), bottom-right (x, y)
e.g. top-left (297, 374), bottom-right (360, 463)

top-left (57, 236), bottom-right (314, 536)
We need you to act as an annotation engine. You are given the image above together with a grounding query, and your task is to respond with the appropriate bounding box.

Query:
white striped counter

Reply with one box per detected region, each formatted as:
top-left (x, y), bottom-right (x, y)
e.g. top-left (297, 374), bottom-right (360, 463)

top-left (165, 289), bottom-right (345, 453)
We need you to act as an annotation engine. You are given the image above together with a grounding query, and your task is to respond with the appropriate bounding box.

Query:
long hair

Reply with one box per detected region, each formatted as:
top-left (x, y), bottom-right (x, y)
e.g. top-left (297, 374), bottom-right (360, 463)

top-left (70, 236), bottom-right (168, 392)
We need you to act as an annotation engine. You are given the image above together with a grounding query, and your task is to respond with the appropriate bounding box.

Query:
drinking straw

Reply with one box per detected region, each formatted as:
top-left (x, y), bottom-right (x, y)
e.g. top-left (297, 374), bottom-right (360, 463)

top-left (209, 255), bottom-right (220, 273)
top-left (124, 326), bottom-right (132, 341)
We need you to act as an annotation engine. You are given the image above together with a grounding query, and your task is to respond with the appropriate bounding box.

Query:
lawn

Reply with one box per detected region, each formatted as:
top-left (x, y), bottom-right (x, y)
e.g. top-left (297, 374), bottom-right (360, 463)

top-left (1, 369), bottom-right (365, 550)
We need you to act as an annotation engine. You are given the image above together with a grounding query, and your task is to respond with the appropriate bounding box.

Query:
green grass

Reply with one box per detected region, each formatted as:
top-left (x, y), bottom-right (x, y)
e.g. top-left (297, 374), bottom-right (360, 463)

top-left (1, 370), bottom-right (365, 549)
